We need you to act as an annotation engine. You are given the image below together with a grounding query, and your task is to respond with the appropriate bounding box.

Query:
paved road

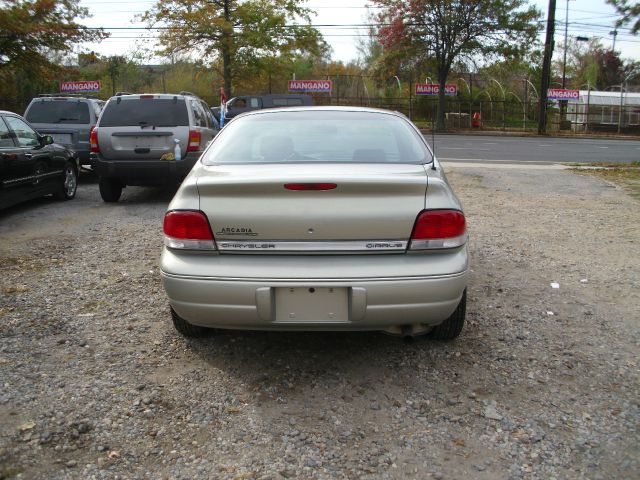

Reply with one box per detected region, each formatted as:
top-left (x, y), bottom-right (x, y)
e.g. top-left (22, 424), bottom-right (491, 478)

top-left (424, 134), bottom-right (640, 164)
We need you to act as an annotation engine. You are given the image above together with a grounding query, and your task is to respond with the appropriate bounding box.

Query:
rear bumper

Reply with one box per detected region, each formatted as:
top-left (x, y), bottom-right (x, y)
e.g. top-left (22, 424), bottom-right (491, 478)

top-left (90, 153), bottom-right (200, 186)
top-left (160, 248), bottom-right (469, 332)
top-left (76, 149), bottom-right (91, 165)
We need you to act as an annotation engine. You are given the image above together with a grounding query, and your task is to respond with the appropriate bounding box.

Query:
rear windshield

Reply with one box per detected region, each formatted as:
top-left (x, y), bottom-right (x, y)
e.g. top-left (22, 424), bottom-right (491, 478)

top-left (99, 98), bottom-right (189, 127)
top-left (203, 110), bottom-right (429, 164)
top-left (25, 101), bottom-right (90, 124)
top-left (272, 98), bottom-right (304, 106)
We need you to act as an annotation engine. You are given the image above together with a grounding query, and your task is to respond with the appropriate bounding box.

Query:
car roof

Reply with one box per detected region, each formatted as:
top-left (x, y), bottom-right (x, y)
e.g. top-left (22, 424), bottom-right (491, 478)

top-left (31, 96), bottom-right (100, 101)
top-left (0, 110), bottom-right (24, 116)
top-left (235, 105), bottom-right (407, 120)
top-left (109, 93), bottom-right (200, 100)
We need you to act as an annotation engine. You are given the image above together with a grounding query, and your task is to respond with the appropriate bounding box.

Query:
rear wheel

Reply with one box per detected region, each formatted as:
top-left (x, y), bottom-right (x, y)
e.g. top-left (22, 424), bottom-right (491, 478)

top-left (429, 289), bottom-right (466, 340)
top-left (170, 306), bottom-right (209, 337)
top-left (54, 162), bottom-right (78, 200)
top-left (99, 177), bottom-right (122, 202)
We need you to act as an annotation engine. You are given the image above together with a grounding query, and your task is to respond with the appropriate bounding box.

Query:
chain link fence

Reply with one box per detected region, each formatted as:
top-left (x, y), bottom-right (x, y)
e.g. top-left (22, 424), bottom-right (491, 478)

top-left (256, 75), bottom-right (640, 135)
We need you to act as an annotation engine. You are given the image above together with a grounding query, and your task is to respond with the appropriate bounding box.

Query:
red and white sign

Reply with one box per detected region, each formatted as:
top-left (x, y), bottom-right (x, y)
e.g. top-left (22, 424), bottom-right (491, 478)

top-left (547, 89), bottom-right (579, 101)
top-left (415, 84), bottom-right (458, 96)
top-left (60, 81), bottom-right (101, 93)
top-left (288, 80), bottom-right (332, 93)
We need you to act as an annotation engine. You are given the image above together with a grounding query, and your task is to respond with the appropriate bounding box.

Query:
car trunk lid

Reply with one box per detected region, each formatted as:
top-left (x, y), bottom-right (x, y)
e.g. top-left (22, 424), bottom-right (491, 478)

top-left (196, 163), bottom-right (428, 253)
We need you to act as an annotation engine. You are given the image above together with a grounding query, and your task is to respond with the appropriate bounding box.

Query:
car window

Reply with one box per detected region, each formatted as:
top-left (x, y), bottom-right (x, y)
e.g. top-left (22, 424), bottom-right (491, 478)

top-left (25, 100), bottom-right (90, 124)
top-left (0, 118), bottom-right (15, 148)
top-left (200, 101), bottom-right (213, 129)
top-left (272, 98), bottom-right (303, 107)
top-left (99, 98), bottom-right (189, 127)
top-left (191, 100), bottom-right (208, 128)
top-left (249, 97), bottom-right (260, 108)
top-left (204, 111), bottom-right (428, 165)
top-left (92, 101), bottom-right (104, 118)
top-left (4, 116), bottom-right (39, 148)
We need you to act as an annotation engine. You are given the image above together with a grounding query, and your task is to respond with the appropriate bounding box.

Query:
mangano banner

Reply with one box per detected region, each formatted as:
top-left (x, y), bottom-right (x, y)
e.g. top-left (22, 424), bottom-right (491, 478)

top-left (415, 84), bottom-right (458, 96)
top-left (288, 80), bottom-right (332, 93)
top-left (547, 89), bottom-right (580, 101)
top-left (60, 81), bottom-right (101, 93)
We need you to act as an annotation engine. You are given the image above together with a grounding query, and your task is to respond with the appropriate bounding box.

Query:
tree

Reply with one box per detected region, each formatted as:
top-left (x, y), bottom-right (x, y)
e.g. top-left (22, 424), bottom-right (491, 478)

top-left (607, 0), bottom-right (640, 34)
top-left (142, 0), bottom-right (327, 97)
top-left (0, 0), bottom-right (105, 72)
top-left (0, 1), bottom-right (106, 111)
top-left (372, 0), bottom-right (541, 130)
top-left (559, 38), bottom-right (638, 90)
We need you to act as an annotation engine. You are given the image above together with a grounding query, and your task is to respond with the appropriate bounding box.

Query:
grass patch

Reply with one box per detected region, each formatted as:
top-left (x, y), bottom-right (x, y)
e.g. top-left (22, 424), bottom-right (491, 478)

top-left (570, 162), bottom-right (640, 199)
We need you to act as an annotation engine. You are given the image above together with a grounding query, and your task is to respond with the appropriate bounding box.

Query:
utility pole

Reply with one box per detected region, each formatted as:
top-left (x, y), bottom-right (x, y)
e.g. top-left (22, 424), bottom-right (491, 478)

top-left (561, 0), bottom-right (573, 128)
top-left (562, 0), bottom-right (570, 88)
top-left (538, 0), bottom-right (557, 135)
top-left (610, 29), bottom-right (618, 51)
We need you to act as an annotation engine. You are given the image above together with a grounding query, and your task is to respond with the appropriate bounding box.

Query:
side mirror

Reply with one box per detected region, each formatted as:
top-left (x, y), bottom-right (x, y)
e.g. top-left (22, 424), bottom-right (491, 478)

top-left (41, 135), bottom-right (54, 146)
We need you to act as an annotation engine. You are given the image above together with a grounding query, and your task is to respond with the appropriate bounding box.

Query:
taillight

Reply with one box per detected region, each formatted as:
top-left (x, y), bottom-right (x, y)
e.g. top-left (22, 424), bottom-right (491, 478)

top-left (163, 210), bottom-right (216, 250)
top-left (409, 210), bottom-right (467, 250)
top-left (187, 130), bottom-right (201, 152)
top-left (90, 127), bottom-right (99, 153)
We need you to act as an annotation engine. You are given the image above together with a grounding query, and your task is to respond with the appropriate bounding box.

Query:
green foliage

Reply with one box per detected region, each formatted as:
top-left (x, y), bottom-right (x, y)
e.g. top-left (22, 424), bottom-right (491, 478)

top-left (559, 38), bottom-right (639, 90)
top-left (371, 0), bottom-right (542, 130)
top-left (142, 0), bottom-right (328, 97)
top-left (0, 0), bottom-right (107, 111)
top-left (0, 0), bottom-right (106, 72)
top-left (607, 0), bottom-right (640, 34)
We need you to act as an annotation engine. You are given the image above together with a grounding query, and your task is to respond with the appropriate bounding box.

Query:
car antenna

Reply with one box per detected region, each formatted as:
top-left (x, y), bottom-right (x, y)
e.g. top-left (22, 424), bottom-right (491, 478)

top-left (431, 115), bottom-right (437, 170)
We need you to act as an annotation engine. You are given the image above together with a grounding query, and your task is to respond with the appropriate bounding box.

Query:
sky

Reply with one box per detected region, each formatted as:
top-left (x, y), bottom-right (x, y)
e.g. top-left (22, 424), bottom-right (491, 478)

top-left (76, 0), bottom-right (639, 66)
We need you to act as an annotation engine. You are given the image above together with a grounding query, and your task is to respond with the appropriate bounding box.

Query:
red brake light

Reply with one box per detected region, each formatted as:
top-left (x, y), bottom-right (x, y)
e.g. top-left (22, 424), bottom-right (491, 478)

top-left (163, 210), bottom-right (215, 250)
top-left (284, 183), bottom-right (337, 191)
top-left (409, 210), bottom-right (466, 250)
top-left (90, 127), bottom-right (99, 153)
top-left (187, 130), bottom-right (202, 152)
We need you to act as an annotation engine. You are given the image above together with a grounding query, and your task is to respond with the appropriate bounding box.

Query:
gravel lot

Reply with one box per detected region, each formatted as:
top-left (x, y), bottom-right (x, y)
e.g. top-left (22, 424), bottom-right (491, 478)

top-left (1, 165), bottom-right (638, 480)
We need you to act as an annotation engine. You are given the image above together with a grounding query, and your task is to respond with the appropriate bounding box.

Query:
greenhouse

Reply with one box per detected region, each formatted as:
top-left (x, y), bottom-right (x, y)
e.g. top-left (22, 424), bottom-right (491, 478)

top-left (567, 90), bottom-right (640, 132)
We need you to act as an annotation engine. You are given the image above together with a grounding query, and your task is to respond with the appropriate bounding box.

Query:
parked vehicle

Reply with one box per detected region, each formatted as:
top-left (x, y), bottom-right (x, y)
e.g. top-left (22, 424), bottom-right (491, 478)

top-left (211, 106), bottom-right (221, 123)
top-left (24, 95), bottom-right (105, 166)
top-left (161, 107), bottom-right (468, 340)
top-left (0, 111), bottom-right (78, 210)
top-left (223, 94), bottom-right (312, 120)
top-left (90, 92), bottom-right (217, 202)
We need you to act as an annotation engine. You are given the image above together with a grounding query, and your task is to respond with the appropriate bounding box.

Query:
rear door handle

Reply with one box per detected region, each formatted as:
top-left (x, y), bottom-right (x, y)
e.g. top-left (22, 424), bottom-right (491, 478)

top-left (24, 153), bottom-right (33, 159)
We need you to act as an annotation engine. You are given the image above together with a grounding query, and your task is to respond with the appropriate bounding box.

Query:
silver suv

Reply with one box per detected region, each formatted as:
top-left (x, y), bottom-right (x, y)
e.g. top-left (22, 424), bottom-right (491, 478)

top-left (24, 95), bottom-right (105, 167)
top-left (90, 92), bottom-right (217, 202)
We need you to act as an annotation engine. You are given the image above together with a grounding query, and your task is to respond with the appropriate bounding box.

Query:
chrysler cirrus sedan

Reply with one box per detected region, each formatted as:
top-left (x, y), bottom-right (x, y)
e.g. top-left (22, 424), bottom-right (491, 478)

top-left (160, 107), bottom-right (468, 340)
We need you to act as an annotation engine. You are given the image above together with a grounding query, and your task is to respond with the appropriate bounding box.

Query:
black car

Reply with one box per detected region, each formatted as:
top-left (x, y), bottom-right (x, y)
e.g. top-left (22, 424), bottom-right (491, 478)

top-left (223, 94), bottom-right (313, 121)
top-left (0, 111), bottom-right (79, 210)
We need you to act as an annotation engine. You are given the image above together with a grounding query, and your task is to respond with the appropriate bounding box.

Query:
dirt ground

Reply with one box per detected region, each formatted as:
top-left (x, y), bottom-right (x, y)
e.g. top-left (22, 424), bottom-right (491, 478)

top-left (0, 164), bottom-right (638, 480)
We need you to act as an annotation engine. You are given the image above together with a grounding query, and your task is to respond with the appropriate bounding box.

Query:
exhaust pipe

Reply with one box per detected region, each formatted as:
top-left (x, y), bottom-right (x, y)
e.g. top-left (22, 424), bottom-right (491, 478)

top-left (401, 325), bottom-right (414, 341)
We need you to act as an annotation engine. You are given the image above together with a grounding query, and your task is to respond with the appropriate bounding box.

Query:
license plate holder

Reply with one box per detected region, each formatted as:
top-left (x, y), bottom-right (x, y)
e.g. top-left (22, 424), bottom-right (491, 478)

top-left (275, 287), bottom-right (348, 323)
top-left (51, 133), bottom-right (72, 145)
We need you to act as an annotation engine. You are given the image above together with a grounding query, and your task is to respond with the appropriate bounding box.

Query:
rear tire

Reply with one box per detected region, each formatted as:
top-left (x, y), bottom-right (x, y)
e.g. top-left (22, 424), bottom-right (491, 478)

top-left (170, 306), bottom-right (209, 337)
top-left (429, 289), bottom-right (466, 340)
top-left (54, 162), bottom-right (78, 200)
top-left (99, 177), bottom-right (122, 202)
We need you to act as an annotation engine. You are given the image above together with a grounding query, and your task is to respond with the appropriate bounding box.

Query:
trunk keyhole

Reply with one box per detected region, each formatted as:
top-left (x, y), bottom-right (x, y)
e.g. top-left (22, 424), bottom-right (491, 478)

top-left (308, 288), bottom-right (315, 293)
